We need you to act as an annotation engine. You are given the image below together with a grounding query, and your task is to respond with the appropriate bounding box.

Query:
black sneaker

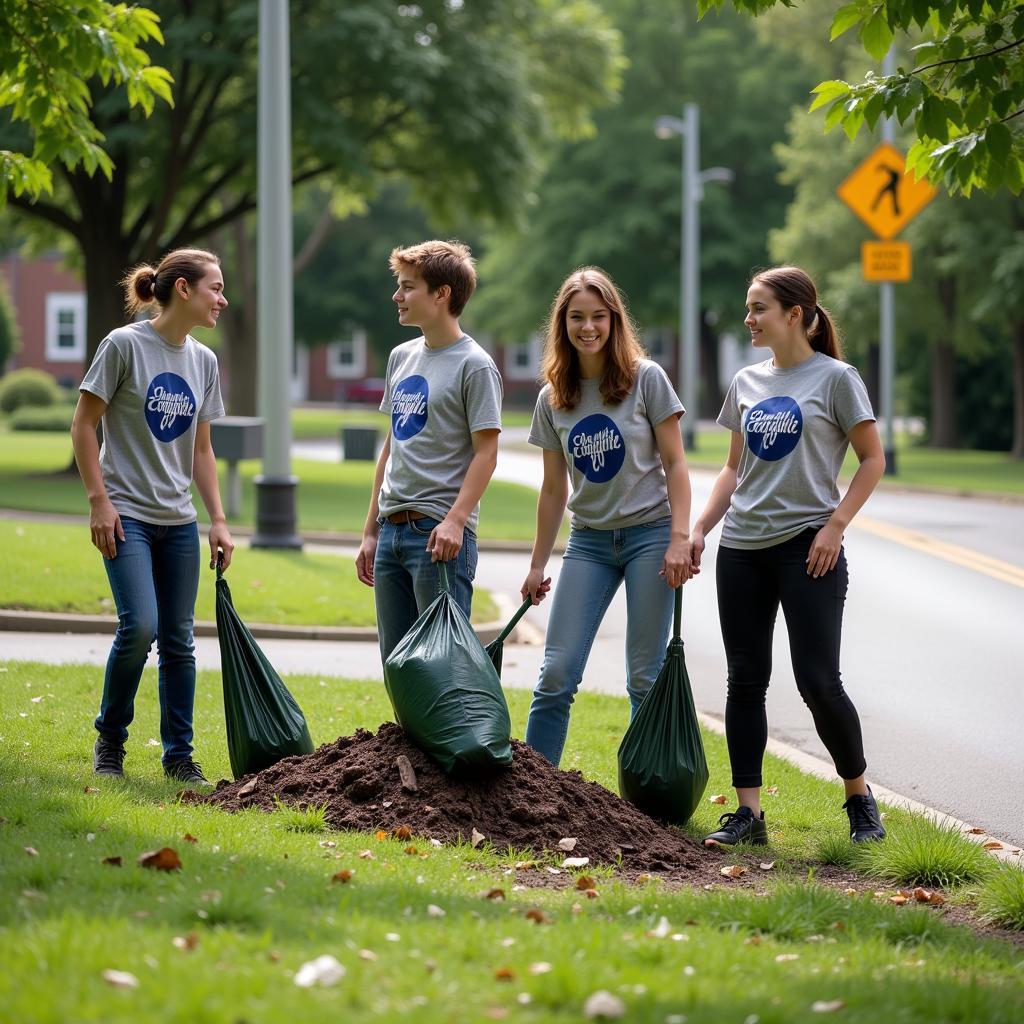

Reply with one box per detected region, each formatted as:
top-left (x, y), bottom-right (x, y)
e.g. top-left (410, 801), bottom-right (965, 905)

top-left (93, 736), bottom-right (126, 777)
top-left (704, 806), bottom-right (768, 847)
top-left (164, 759), bottom-right (213, 789)
top-left (843, 786), bottom-right (886, 843)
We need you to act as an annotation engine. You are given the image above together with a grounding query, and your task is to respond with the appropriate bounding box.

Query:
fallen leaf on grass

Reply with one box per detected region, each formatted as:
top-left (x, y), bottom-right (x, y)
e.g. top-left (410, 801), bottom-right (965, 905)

top-left (889, 893), bottom-right (909, 906)
top-left (331, 869), bottom-right (353, 884)
top-left (646, 917), bottom-right (671, 939)
top-left (765, 785), bottom-right (779, 795)
top-left (583, 990), bottom-right (626, 1019)
top-left (708, 794), bottom-right (727, 805)
top-left (485, 888), bottom-right (505, 901)
top-left (83, 787), bottom-right (100, 794)
top-left (393, 825), bottom-right (413, 841)
top-left (172, 933), bottom-right (199, 951)
top-left (529, 962), bottom-right (553, 975)
top-left (101, 856), bottom-right (123, 867)
top-left (426, 904), bottom-right (446, 918)
top-left (375, 831), bottom-right (388, 841)
top-left (775, 953), bottom-right (800, 962)
top-left (558, 837), bottom-right (578, 851)
top-left (24, 847), bottom-right (38, 857)
top-left (471, 828), bottom-right (486, 848)
top-left (562, 856), bottom-right (589, 868)
top-left (430, 838), bottom-right (442, 848)
top-left (811, 1000), bottom-right (845, 1013)
top-left (575, 875), bottom-right (597, 891)
top-left (514, 860), bottom-right (540, 870)
top-left (744, 935), bottom-right (762, 946)
top-left (912, 887), bottom-right (945, 905)
top-left (759, 862), bottom-right (775, 871)
top-left (359, 849), bottom-right (375, 860)
top-left (293, 954), bottom-right (346, 988)
top-left (545, 866), bottom-right (562, 875)
top-left (720, 865), bottom-right (747, 879)
top-left (359, 949), bottom-right (378, 961)
top-left (524, 908), bottom-right (551, 925)
top-left (582, 889), bottom-right (600, 899)
top-left (182, 834), bottom-right (198, 844)
top-left (965, 827), bottom-right (986, 834)
top-left (404, 845), bottom-right (419, 856)
top-left (138, 847), bottom-right (181, 871)
top-left (319, 840), bottom-right (337, 849)
top-left (102, 969), bottom-right (139, 989)
top-left (983, 841), bottom-right (1004, 851)
top-left (494, 967), bottom-right (516, 982)
top-left (843, 888), bottom-right (858, 896)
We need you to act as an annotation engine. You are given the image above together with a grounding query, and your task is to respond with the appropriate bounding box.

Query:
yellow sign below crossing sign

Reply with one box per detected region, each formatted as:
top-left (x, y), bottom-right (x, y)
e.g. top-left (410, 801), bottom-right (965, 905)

top-left (837, 142), bottom-right (937, 240)
top-left (862, 241), bottom-right (911, 282)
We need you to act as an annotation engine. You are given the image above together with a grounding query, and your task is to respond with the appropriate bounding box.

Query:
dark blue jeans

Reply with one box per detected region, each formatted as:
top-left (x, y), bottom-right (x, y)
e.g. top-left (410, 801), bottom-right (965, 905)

top-left (95, 517), bottom-right (200, 765)
top-left (373, 516), bottom-right (476, 663)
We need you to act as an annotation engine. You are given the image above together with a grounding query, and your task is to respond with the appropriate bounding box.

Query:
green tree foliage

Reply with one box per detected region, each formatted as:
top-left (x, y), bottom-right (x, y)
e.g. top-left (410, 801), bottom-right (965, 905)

top-left (0, 275), bottom-right (18, 371)
top-left (701, 0), bottom-right (1024, 195)
top-left (1, 0), bottom-right (622, 390)
top-left (0, 1), bottom-right (172, 203)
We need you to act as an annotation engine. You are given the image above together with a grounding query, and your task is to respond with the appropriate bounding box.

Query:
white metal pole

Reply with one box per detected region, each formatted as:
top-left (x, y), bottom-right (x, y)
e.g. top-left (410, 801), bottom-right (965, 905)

top-left (879, 47), bottom-right (898, 475)
top-left (253, 0), bottom-right (302, 546)
top-left (682, 102), bottom-right (699, 450)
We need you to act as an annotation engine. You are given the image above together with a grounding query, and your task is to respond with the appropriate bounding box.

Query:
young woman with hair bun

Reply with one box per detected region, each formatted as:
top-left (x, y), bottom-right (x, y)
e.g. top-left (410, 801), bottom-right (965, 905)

top-left (71, 247), bottom-right (234, 787)
top-left (691, 265), bottom-right (887, 848)
top-left (521, 266), bottom-right (693, 767)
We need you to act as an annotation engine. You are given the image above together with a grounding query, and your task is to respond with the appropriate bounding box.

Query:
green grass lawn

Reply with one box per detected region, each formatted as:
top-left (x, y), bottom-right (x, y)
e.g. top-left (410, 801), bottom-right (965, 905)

top-left (0, 431), bottom-right (547, 541)
top-left (1, 661), bottom-right (1021, 1022)
top-left (0, 519), bottom-right (497, 626)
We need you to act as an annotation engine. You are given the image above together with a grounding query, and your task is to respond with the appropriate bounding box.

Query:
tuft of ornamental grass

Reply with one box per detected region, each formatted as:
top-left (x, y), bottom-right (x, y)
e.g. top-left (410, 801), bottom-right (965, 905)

top-left (978, 863), bottom-right (1024, 931)
top-left (272, 798), bottom-right (328, 834)
top-left (851, 814), bottom-right (994, 888)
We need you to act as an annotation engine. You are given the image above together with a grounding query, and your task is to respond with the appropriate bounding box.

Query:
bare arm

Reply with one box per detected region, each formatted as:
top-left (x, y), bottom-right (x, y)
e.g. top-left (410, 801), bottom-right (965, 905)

top-left (806, 419), bottom-right (885, 577)
top-left (70, 391), bottom-right (123, 560)
top-left (690, 431), bottom-right (744, 575)
top-left (522, 449), bottom-right (570, 604)
top-left (193, 420), bottom-right (235, 570)
top-left (428, 428), bottom-right (500, 562)
top-left (356, 430), bottom-right (391, 587)
top-left (654, 414), bottom-right (692, 587)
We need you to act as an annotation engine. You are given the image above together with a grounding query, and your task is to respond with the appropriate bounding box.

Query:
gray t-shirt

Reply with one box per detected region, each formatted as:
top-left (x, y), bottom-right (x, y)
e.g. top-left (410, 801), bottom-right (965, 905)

top-left (378, 334), bottom-right (503, 534)
top-left (529, 359), bottom-right (683, 530)
top-left (80, 319), bottom-right (224, 525)
top-left (717, 352), bottom-right (875, 549)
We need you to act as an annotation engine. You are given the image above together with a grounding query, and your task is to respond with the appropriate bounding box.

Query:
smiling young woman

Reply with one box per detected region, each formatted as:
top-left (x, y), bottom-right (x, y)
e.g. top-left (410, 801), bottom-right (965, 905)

top-left (70, 247), bottom-right (234, 789)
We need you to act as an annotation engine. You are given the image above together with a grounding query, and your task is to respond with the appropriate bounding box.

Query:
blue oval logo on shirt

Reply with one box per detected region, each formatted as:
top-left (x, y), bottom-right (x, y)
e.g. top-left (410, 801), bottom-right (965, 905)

top-left (144, 372), bottom-right (197, 442)
top-left (744, 396), bottom-right (803, 461)
top-left (392, 374), bottom-right (429, 440)
top-left (569, 413), bottom-right (626, 483)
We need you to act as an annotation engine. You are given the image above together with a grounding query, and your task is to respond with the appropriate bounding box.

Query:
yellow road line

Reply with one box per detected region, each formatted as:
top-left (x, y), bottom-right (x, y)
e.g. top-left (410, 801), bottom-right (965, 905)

top-left (853, 515), bottom-right (1024, 589)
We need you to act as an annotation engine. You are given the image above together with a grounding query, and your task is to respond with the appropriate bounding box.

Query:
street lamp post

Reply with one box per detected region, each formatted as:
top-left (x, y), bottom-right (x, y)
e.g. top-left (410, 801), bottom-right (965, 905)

top-left (655, 103), bottom-right (732, 450)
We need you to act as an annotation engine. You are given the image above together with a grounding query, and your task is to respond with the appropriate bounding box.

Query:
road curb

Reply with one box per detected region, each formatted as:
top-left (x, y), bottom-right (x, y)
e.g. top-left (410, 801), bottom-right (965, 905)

top-left (695, 710), bottom-right (1023, 865)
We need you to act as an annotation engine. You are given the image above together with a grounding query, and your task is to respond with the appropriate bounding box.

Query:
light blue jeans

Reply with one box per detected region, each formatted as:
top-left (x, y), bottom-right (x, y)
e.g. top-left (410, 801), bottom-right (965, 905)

top-left (373, 516), bottom-right (477, 663)
top-left (95, 517), bottom-right (200, 765)
top-left (525, 518), bottom-right (675, 766)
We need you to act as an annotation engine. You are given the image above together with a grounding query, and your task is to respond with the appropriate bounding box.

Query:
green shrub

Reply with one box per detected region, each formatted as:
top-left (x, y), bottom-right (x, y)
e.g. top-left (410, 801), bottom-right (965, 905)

top-left (978, 863), bottom-right (1024, 931)
top-left (0, 368), bottom-right (61, 414)
top-left (9, 404), bottom-right (75, 432)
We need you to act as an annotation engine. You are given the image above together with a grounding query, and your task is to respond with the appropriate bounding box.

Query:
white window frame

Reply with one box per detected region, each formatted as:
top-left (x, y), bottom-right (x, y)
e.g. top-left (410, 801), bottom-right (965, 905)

top-left (326, 329), bottom-right (368, 380)
top-left (504, 333), bottom-right (542, 381)
top-left (45, 292), bottom-right (86, 362)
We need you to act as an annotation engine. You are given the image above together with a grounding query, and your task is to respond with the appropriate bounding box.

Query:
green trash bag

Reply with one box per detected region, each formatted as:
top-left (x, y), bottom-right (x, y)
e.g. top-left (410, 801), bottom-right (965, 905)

top-left (485, 596), bottom-right (533, 676)
top-left (617, 586), bottom-right (708, 825)
top-left (215, 556), bottom-right (314, 780)
top-left (384, 562), bottom-right (513, 774)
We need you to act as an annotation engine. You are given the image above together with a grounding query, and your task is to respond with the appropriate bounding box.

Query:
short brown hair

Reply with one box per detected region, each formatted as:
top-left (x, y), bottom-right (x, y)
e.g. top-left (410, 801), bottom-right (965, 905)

top-left (122, 247), bottom-right (220, 319)
top-left (541, 267), bottom-right (645, 411)
top-left (388, 239), bottom-right (477, 317)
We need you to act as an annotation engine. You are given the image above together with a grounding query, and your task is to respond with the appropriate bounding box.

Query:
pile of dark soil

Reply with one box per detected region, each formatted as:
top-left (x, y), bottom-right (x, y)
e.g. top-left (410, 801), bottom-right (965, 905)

top-left (200, 723), bottom-right (704, 873)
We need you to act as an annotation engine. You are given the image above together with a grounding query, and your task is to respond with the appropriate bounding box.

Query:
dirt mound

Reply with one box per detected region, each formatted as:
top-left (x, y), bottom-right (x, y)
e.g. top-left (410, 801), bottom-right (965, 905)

top-left (200, 723), bottom-right (704, 872)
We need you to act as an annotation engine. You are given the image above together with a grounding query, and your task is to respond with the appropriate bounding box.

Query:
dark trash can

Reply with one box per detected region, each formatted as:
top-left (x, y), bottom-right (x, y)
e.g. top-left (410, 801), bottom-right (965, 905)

top-left (342, 426), bottom-right (379, 461)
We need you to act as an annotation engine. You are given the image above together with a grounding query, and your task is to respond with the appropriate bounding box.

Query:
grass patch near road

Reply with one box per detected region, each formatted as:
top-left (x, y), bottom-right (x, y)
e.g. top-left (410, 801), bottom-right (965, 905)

top-left (0, 519), bottom-right (496, 627)
top-left (0, 431), bottom-right (544, 542)
top-left (1, 660), bottom-right (1022, 1023)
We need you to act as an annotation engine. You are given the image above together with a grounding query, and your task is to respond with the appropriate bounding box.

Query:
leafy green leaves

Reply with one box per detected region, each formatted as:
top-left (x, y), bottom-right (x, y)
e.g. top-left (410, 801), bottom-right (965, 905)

top-left (0, 0), bottom-right (173, 204)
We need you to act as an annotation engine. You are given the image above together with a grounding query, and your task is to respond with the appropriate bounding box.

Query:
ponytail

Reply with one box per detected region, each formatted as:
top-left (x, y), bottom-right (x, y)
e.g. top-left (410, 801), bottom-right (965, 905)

top-left (809, 302), bottom-right (842, 360)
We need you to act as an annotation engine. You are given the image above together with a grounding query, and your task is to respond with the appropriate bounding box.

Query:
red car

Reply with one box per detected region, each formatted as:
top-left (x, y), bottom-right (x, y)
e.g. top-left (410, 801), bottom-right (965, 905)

top-left (344, 378), bottom-right (387, 405)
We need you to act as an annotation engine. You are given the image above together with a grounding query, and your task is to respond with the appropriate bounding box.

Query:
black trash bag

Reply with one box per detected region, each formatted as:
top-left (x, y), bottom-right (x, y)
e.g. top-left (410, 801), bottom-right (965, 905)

top-left (617, 587), bottom-right (709, 825)
top-left (485, 596), bottom-right (533, 676)
top-left (215, 556), bottom-right (314, 780)
top-left (384, 562), bottom-right (513, 773)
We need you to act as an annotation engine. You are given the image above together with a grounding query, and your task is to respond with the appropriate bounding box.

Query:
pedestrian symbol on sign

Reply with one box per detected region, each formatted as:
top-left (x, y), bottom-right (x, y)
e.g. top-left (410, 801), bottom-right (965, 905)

top-left (871, 163), bottom-right (902, 218)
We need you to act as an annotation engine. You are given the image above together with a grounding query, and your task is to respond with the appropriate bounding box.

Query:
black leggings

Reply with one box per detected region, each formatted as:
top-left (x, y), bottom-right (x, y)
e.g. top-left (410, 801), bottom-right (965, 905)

top-left (716, 529), bottom-right (867, 788)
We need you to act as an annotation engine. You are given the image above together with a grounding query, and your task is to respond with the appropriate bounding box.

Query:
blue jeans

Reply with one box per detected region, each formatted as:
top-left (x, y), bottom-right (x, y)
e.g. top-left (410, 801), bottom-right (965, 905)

top-left (525, 518), bottom-right (675, 766)
top-left (374, 516), bottom-right (477, 663)
top-left (95, 517), bottom-right (200, 765)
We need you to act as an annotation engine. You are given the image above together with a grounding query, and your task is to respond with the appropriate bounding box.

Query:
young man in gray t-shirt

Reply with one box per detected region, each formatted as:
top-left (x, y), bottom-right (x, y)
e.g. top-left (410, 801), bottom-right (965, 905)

top-left (355, 240), bottom-right (502, 662)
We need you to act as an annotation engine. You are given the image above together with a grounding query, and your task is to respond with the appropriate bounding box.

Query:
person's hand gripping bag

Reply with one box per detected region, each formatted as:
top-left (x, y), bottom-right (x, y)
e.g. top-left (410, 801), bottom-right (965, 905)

top-left (617, 586), bottom-right (709, 824)
top-left (384, 562), bottom-right (513, 773)
top-left (215, 555), bottom-right (314, 779)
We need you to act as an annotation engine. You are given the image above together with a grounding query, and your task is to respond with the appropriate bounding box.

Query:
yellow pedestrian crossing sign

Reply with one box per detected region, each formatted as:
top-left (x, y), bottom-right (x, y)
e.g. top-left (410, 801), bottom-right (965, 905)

top-left (837, 142), bottom-right (937, 240)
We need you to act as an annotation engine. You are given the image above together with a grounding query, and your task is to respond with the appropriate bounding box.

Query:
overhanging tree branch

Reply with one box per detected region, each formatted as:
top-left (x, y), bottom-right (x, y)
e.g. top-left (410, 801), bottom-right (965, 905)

top-left (914, 37), bottom-right (1022, 74)
top-left (8, 193), bottom-right (83, 237)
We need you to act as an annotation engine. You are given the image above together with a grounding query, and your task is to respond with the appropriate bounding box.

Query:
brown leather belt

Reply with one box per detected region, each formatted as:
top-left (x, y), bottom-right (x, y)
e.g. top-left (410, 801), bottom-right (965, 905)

top-left (385, 509), bottom-right (429, 525)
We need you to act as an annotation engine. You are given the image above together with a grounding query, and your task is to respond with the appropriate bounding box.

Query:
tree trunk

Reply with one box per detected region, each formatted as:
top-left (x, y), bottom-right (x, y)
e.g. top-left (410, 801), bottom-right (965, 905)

top-left (699, 319), bottom-right (722, 420)
top-left (929, 277), bottom-right (959, 449)
top-left (84, 242), bottom-right (129, 371)
top-left (1012, 319), bottom-right (1024, 460)
top-left (220, 217), bottom-right (259, 415)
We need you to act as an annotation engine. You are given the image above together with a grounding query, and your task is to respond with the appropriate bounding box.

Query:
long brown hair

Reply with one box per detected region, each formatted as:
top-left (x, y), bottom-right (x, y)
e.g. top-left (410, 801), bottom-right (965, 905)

top-left (752, 265), bottom-right (843, 360)
top-left (121, 247), bottom-right (220, 319)
top-left (540, 267), bottom-right (645, 410)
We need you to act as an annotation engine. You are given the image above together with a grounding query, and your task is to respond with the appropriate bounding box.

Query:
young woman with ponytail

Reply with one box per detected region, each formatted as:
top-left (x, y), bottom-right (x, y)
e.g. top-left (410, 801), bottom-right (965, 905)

top-left (690, 266), bottom-right (887, 847)
top-left (71, 248), bottom-right (234, 787)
